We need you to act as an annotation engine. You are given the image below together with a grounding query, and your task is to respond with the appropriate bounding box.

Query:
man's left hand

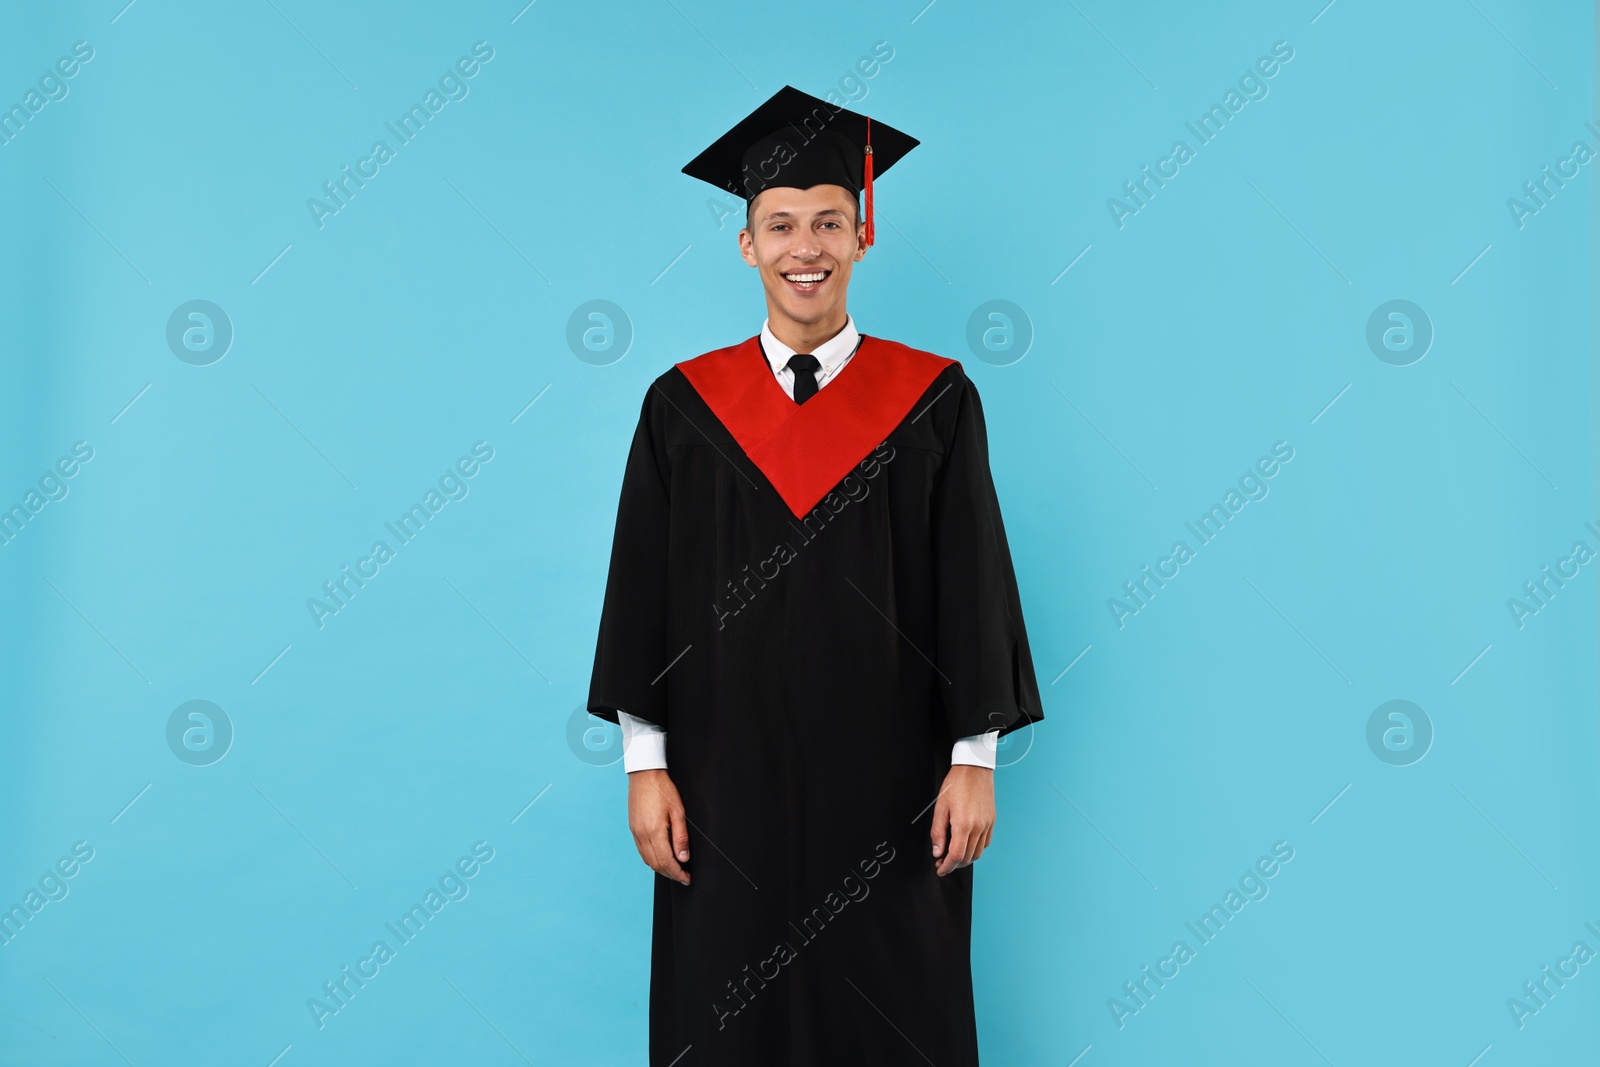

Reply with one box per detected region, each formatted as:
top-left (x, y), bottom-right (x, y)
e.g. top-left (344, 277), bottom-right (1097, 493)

top-left (931, 765), bottom-right (995, 877)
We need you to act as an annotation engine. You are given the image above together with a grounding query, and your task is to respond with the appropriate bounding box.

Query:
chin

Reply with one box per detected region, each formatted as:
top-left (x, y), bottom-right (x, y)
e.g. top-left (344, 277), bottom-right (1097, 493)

top-left (784, 301), bottom-right (835, 324)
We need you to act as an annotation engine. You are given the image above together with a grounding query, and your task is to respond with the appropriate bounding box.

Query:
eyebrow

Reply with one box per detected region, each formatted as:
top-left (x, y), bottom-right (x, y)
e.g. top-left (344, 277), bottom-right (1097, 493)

top-left (761, 209), bottom-right (848, 223)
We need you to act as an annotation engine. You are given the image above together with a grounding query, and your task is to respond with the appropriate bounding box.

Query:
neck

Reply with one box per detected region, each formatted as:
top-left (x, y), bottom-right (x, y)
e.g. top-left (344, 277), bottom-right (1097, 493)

top-left (767, 306), bottom-right (848, 354)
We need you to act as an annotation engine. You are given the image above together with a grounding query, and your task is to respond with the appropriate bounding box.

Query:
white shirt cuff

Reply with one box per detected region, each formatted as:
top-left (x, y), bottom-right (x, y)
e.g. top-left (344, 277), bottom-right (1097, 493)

top-left (950, 730), bottom-right (999, 769)
top-left (617, 711), bottom-right (667, 773)
top-left (619, 716), bottom-right (996, 771)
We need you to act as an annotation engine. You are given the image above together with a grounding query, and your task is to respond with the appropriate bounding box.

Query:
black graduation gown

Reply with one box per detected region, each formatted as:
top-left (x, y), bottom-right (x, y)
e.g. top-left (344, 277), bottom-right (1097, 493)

top-left (587, 333), bottom-right (1044, 1066)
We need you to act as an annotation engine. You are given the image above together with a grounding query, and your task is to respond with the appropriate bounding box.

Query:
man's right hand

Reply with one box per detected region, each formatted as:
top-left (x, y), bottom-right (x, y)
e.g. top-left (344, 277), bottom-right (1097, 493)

top-left (627, 768), bottom-right (691, 885)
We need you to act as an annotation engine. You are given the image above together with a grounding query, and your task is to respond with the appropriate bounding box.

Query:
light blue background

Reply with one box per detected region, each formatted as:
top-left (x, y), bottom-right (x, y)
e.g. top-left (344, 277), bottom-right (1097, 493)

top-left (1, 1), bottom-right (1595, 1064)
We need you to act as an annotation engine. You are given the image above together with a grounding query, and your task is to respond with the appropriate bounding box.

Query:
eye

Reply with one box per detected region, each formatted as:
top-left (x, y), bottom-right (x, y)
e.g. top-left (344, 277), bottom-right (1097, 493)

top-left (821, 221), bottom-right (840, 230)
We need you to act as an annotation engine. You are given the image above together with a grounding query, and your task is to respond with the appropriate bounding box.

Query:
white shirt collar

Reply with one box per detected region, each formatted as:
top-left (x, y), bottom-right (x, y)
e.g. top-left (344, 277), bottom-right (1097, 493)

top-left (760, 314), bottom-right (861, 392)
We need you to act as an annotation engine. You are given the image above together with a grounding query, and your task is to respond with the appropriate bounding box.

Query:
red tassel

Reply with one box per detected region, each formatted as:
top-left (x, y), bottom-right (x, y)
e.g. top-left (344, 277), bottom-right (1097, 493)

top-left (863, 116), bottom-right (875, 248)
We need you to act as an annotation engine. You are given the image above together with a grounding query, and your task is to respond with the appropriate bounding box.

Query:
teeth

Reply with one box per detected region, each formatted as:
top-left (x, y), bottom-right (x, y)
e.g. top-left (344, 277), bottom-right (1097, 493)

top-left (784, 272), bottom-right (827, 283)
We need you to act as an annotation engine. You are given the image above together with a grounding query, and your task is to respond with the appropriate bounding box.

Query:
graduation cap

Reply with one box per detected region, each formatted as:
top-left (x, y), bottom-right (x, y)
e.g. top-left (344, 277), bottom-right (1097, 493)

top-left (681, 85), bottom-right (919, 247)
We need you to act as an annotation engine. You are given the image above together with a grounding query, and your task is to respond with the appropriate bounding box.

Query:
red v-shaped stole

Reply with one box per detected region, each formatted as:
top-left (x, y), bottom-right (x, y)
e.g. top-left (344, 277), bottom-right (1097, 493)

top-left (676, 334), bottom-right (955, 519)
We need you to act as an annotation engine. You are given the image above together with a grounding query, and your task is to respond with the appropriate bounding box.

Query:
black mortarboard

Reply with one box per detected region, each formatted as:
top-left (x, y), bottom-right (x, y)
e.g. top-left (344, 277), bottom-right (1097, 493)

top-left (680, 85), bottom-right (919, 247)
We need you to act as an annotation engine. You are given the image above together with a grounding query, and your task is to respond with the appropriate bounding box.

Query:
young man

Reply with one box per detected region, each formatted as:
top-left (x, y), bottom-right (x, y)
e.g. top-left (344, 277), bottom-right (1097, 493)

top-left (588, 85), bottom-right (1043, 1066)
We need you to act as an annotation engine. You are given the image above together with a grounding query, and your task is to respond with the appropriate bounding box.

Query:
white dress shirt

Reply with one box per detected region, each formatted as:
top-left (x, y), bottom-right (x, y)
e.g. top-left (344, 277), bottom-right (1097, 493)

top-left (759, 313), bottom-right (863, 399)
top-left (617, 315), bottom-right (999, 772)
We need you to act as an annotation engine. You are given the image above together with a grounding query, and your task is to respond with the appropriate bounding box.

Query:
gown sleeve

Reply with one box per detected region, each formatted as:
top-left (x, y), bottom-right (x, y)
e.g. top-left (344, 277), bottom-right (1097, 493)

top-left (587, 384), bottom-right (673, 730)
top-left (931, 371), bottom-right (1044, 743)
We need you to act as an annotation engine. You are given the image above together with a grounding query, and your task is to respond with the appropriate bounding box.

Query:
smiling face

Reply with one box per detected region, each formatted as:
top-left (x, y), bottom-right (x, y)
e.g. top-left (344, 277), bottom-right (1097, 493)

top-left (738, 183), bottom-right (866, 346)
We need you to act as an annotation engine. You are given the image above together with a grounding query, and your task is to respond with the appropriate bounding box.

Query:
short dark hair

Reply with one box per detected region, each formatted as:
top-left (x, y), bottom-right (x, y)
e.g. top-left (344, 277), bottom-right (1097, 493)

top-left (745, 190), bottom-right (861, 232)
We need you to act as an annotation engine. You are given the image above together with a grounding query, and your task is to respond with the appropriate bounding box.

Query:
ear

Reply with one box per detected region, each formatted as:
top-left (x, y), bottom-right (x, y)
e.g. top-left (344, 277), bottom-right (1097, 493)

top-left (738, 227), bottom-right (758, 267)
top-left (853, 221), bottom-right (868, 263)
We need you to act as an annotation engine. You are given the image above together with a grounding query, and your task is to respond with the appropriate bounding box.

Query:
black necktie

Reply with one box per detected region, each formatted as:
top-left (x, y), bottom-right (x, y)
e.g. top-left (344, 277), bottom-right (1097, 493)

top-left (788, 352), bottom-right (821, 404)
